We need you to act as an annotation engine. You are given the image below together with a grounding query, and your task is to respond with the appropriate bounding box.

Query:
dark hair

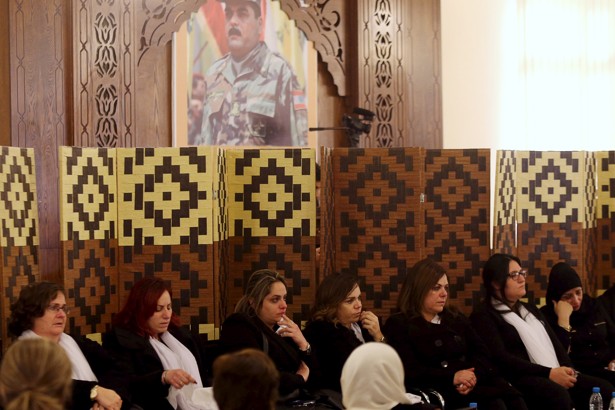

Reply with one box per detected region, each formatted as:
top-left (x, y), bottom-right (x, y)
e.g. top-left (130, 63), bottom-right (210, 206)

top-left (309, 273), bottom-right (359, 323)
top-left (113, 276), bottom-right (180, 337)
top-left (481, 253), bottom-right (522, 305)
top-left (0, 338), bottom-right (72, 410)
top-left (397, 258), bottom-right (447, 317)
top-left (213, 348), bottom-right (279, 410)
top-left (8, 282), bottom-right (64, 338)
top-left (235, 269), bottom-right (287, 316)
top-left (224, 0), bottom-right (262, 18)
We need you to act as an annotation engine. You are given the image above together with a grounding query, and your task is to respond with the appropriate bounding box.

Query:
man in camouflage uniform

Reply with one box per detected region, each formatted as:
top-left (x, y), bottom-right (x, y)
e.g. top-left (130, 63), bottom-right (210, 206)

top-left (194, 0), bottom-right (308, 146)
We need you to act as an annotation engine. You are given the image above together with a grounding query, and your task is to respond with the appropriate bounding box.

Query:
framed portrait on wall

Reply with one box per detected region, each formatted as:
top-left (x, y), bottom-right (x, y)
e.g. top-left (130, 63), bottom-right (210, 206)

top-left (174, 0), bottom-right (317, 148)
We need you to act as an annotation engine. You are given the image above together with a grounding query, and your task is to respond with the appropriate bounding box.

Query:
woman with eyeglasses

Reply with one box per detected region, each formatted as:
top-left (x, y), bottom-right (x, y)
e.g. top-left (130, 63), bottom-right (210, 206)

top-left (383, 258), bottom-right (526, 410)
top-left (8, 281), bottom-right (126, 410)
top-left (219, 269), bottom-right (312, 399)
top-left (470, 253), bottom-right (613, 409)
top-left (540, 262), bottom-right (615, 386)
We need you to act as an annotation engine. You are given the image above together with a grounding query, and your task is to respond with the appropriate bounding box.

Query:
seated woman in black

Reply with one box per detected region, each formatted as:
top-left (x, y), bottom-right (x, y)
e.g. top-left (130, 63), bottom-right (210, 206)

top-left (303, 273), bottom-right (384, 392)
top-left (540, 262), bottom-right (615, 385)
top-left (219, 269), bottom-right (311, 398)
top-left (103, 276), bottom-right (207, 410)
top-left (9, 281), bottom-right (126, 410)
top-left (470, 253), bottom-right (613, 409)
top-left (383, 258), bottom-right (527, 410)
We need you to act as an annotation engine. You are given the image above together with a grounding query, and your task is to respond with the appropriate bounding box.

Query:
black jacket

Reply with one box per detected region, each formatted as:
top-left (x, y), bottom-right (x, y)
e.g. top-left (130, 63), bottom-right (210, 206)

top-left (102, 325), bottom-right (206, 410)
top-left (303, 319), bottom-right (373, 392)
top-left (383, 309), bottom-right (520, 409)
top-left (470, 300), bottom-right (573, 381)
top-left (219, 312), bottom-right (311, 396)
top-left (72, 335), bottom-right (132, 410)
top-left (541, 294), bottom-right (615, 372)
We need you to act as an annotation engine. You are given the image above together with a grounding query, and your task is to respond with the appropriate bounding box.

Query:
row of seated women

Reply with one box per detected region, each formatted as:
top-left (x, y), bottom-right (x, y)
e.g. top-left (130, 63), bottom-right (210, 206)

top-left (6, 252), bottom-right (615, 410)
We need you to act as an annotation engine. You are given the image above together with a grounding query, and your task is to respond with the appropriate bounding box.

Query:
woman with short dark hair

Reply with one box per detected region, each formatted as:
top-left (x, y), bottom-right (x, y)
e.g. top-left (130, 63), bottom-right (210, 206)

top-left (9, 281), bottom-right (125, 410)
top-left (384, 258), bottom-right (526, 410)
top-left (103, 276), bottom-right (207, 410)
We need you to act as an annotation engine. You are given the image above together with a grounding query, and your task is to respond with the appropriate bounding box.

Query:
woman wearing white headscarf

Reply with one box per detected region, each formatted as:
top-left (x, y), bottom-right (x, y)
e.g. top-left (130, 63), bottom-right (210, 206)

top-left (341, 343), bottom-right (434, 410)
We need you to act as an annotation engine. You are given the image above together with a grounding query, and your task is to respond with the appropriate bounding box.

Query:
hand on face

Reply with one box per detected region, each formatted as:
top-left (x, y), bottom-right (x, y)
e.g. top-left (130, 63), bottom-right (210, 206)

top-left (360, 311), bottom-right (383, 341)
top-left (553, 299), bottom-right (574, 322)
top-left (276, 314), bottom-right (309, 350)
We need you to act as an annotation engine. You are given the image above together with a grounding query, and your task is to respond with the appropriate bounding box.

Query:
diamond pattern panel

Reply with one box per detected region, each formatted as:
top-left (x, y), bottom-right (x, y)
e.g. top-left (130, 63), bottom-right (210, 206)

top-left (117, 147), bottom-right (213, 246)
top-left (59, 147), bottom-right (118, 336)
top-left (227, 236), bottom-right (315, 323)
top-left (596, 151), bottom-right (615, 289)
top-left (226, 149), bottom-right (316, 238)
top-left (424, 149), bottom-right (491, 316)
top-left (332, 148), bottom-right (423, 317)
top-left (0, 147), bottom-right (40, 350)
top-left (493, 150), bottom-right (517, 254)
top-left (119, 244), bottom-right (214, 333)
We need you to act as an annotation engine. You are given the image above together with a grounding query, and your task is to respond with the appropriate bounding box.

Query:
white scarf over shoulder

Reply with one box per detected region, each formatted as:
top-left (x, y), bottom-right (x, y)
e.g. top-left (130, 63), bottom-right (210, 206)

top-left (149, 331), bottom-right (206, 410)
top-left (491, 298), bottom-right (560, 368)
top-left (20, 329), bottom-right (97, 381)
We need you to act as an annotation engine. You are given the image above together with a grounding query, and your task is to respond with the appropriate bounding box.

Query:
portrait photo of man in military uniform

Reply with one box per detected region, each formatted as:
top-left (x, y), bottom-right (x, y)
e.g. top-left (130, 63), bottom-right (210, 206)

top-left (190, 0), bottom-right (308, 147)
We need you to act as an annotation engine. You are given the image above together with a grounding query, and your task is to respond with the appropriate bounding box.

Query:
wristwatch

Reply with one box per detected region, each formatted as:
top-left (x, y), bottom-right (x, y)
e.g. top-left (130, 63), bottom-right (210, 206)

top-left (90, 385), bottom-right (99, 401)
top-left (301, 343), bottom-right (311, 355)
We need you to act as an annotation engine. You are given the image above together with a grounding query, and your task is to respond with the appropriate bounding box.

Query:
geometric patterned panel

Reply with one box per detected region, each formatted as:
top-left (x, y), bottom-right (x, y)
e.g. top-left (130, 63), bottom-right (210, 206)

top-left (59, 147), bottom-right (118, 337)
top-left (320, 146), bottom-right (335, 279)
top-left (424, 149), bottom-right (491, 316)
top-left (0, 147), bottom-right (40, 351)
top-left (596, 151), bottom-right (615, 290)
top-left (226, 236), bottom-right (315, 324)
top-left (63, 238), bottom-right (119, 336)
top-left (117, 147), bottom-right (213, 246)
top-left (493, 150), bottom-right (517, 254)
top-left (59, 147), bottom-right (117, 241)
top-left (213, 148), bottom-right (230, 329)
top-left (0, 147), bottom-right (39, 247)
top-left (223, 148), bottom-right (316, 326)
top-left (517, 151), bottom-right (584, 224)
top-left (517, 221), bottom-right (584, 303)
top-left (516, 151), bottom-right (588, 299)
top-left (583, 152), bottom-right (597, 291)
top-left (226, 148), bottom-right (316, 238)
top-left (331, 148), bottom-right (423, 318)
top-left (119, 244), bottom-right (214, 338)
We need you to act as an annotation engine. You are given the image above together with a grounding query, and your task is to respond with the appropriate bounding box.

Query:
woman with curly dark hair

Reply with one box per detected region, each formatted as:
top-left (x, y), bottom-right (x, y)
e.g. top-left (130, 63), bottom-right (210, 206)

top-left (8, 281), bottom-right (125, 410)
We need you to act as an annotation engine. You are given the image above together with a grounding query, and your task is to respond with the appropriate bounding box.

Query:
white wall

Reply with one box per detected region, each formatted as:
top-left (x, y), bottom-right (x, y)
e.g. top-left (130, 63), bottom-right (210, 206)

top-left (441, 0), bottom-right (517, 150)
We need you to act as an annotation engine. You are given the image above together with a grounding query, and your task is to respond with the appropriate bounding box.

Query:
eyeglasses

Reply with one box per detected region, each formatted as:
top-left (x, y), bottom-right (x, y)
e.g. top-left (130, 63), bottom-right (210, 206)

top-left (47, 304), bottom-right (71, 315)
top-left (508, 270), bottom-right (528, 281)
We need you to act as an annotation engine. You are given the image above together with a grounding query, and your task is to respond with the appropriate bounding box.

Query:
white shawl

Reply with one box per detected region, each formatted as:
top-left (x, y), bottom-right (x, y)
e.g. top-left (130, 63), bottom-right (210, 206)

top-left (492, 299), bottom-right (560, 368)
top-left (149, 331), bottom-right (206, 410)
top-left (20, 329), bottom-right (97, 381)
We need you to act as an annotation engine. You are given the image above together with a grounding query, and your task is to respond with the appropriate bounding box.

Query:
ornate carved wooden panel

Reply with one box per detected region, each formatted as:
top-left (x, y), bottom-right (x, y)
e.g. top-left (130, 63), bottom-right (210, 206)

top-left (358, 0), bottom-right (442, 148)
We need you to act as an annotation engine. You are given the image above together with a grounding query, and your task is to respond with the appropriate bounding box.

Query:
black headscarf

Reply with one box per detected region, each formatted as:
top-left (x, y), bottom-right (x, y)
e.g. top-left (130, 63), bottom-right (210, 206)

top-left (546, 262), bottom-right (583, 302)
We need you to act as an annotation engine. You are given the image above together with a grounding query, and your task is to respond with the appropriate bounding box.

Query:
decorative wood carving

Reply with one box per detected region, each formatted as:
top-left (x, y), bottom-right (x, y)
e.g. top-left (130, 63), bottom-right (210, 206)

top-left (358, 0), bottom-right (442, 148)
top-left (278, 0), bottom-right (349, 96)
top-left (137, 0), bottom-right (204, 66)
